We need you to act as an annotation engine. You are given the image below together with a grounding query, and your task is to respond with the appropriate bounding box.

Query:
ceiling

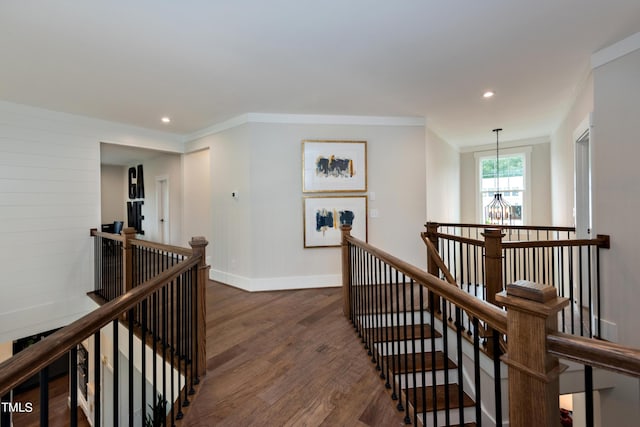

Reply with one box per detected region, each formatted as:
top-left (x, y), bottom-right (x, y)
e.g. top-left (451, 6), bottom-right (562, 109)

top-left (2, 1), bottom-right (640, 148)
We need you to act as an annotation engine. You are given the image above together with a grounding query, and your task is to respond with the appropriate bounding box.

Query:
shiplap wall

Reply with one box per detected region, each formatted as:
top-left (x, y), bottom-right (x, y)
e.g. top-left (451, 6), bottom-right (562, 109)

top-left (0, 101), bottom-right (182, 342)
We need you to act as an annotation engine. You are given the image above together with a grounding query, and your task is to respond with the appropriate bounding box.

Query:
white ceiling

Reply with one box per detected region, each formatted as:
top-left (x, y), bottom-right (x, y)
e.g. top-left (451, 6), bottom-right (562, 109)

top-left (2, 1), bottom-right (640, 148)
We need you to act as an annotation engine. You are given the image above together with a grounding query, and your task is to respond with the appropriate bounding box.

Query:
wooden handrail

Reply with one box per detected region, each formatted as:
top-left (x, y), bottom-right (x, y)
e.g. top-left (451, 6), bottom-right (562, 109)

top-left (0, 255), bottom-right (200, 396)
top-left (420, 233), bottom-right (458, 286)
top-left (502, 234), bottom-right (610, 249)
top-left (90, 228), bottom-right (125, 242)
top-left (345, 234), bottom-right (508, 334)
top-left (427, 222), bottom-right (576, 232)
top-left (130, 238), bottom-right (193, 257)
top-left (426, 231), bottom-right (609, 249)
top-left (547, 332), bottom-right (640, 378)
top-left (423, 231), bottom-right (485, 247)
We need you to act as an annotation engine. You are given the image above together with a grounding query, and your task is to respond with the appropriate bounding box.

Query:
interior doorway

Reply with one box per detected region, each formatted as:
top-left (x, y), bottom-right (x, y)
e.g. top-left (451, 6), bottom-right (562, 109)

top-left (574, 115), bottom-right (592, 239)
top-left (156, 176), bottom-right (169, 244)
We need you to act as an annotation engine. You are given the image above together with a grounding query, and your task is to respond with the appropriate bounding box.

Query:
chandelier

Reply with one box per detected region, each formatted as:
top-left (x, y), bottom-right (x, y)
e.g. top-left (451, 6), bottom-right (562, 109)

top-left (484, 128), bottom-right (512, 225)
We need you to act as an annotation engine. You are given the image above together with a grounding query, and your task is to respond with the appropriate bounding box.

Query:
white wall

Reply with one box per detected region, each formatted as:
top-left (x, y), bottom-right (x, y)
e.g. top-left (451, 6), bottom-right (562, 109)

top-left (200, 124), bottom-right (253, 284)
top-left (187, 117), bottom-right (428, 291)
top-left (549, 39), bottom-right (640, 426)
top-left (0, 101), bottom-right (182, 342)
top-left (460, 138), bottom-right (551, 225)
top-left (426, 128), bottom-right (460, 223)
top-left (181, 149), bottom-right (211, 247)
top-left (100, 164), bottom-right (126, 224)
top-left (592, 48), bottom-right (640, 349)
top-left (550, 74), bottom-right (594, 226)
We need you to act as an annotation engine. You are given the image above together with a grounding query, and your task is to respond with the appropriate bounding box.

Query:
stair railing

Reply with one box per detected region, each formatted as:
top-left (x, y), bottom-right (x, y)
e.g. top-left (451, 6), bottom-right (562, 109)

top-left (0, 235), bottom-right (209, 427)
top-left (343, 225), bottom-right (640, 427)
top-left (423, 221), bottom-right (610, 338)
top-left (342, 225), bottom-right (508, 425)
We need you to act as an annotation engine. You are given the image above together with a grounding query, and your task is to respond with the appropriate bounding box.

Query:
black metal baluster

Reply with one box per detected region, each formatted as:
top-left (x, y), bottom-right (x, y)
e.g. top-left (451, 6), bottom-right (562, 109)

top-left (94, 331), bottom-right (101, 427)
top-left (182, 277), bottom-right (191, 409)
top-left (585, 365), bottom-right (594, 427)
top-left (569, 246), bottom-right (575, 335)
top-left (152, 291), bottom-right (158, 424)
top-left (194, 267), bottom-right (200, 388)
top-left (128, 309), bottom-right (134, 427)
top-left (429, 291), bottom-right (438, 427)
top-left (372, 257), bottom-right (380, 368)
top-left (141, 299), bottom-right (147, 427)
top-left (493, 329), bottom-right (502, 426)
top-left (396, 270), bottom-right (405, 414)
top-left (169, 278), bottom-right (176, 425)
top-left (442, 299), bottom-right (450, 426)
top-left (381, 259), bottom-right (390, 386)
top-left (588, 245), bottom-right (593, 337)
top-left (579, 246), bottom-right (584, 336)
top-left (410, 278), bottom-right (417, 424)
top-left (162, 284), bottom-right (169, 422)
top-left (456, 306), bottom-right (464, 426)
top-left (113, 319), bottom-right (119, 427)
top-left (388, 264), bottom-right (398, 402)
top-left (419, 285), bottom-right (426, 424)
top-left (596, 248), bottom-right (602, 338)
top-left (560, 246), bottom-right (567, 332)
top-left (402, 273), bottom-right (411, 424)
top-left (70, 347), bottom-right (78, 427)
top-left (369, 253), bottom-right (376, 363)
top-left (473, 318), bottom-right (482, 427)
top-left (40, 366), bottom-right (49, 426)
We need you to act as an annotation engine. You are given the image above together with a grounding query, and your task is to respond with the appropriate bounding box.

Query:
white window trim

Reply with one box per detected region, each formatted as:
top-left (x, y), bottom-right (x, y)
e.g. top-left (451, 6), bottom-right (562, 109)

top-left (474, 146), bottom-right (532, 224)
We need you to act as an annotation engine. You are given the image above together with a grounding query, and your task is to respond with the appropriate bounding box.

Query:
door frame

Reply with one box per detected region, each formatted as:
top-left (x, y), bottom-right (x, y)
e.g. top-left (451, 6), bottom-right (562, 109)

top-left (155, 175), bottom-right (170, 244)
top-left (573, 114), bottom-right (593, 239)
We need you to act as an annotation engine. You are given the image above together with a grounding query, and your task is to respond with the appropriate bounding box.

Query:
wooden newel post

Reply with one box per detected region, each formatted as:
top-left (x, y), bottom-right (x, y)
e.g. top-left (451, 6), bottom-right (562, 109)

top-left (482, 228), bottom-right (505, 307)
top-left (341, 225), bottom-right (352, 319)
top-left (189, 236), bottom-right (210, 379)
top-left (121, 227), bottom-right (137, 294)
top-left (425, 222), bottom-right (441, 312)
top-left (496, 281), bottom-right (569, 427)
top-left (425, 222), bottom-right (440, 277)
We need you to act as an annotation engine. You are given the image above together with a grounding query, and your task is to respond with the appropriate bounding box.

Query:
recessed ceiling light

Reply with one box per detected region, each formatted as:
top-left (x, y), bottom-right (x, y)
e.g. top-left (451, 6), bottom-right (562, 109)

top-left (161, 117), bottom-right (171, 123)
top-left (483, 91), bottom-right (495, 99)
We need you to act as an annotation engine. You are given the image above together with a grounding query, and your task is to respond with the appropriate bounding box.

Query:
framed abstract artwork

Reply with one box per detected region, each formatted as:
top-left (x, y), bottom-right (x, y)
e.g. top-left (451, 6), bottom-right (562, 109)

top-left (303, 196), bottom-right (367, 248)
top-left (302, 140), bottom-right (367, 192)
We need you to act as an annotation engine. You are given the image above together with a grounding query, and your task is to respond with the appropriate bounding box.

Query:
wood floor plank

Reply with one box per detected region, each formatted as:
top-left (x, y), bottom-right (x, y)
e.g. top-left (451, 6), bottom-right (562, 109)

top-left (182, 281), bottom-right (406, 426)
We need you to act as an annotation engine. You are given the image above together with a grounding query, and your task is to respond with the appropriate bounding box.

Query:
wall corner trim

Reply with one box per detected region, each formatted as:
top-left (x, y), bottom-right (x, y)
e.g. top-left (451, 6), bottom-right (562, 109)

top-left (592, 32), bottom-right (640, 70)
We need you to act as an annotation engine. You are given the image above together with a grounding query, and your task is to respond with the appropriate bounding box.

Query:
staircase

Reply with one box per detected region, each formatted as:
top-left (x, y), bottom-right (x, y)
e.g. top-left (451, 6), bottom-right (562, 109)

top-left (356, 293), bottom-right (482, 427)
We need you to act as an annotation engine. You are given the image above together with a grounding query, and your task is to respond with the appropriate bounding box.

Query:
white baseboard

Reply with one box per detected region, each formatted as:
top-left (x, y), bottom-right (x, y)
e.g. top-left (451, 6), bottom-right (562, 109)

top-left (210, 269), bottom-right (340, 292)
top-left (595, 317), bottom-right (618, 342)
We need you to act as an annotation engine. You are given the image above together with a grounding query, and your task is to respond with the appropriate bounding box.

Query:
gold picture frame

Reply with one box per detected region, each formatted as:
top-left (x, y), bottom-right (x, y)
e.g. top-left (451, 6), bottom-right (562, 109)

top-left (303, 195), bottom-right (368, 248)
top-left (302, 140), bottom-right (367, 193)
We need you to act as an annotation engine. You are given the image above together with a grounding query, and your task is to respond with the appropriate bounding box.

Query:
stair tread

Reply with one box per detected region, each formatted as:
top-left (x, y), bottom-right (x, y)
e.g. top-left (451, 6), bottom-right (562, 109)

top-left (385, 351), bottom-right (456, 373)
top-left (366, 324), bottom-right (442, 342)
top-left (405, 384), bottom-right (475, 412)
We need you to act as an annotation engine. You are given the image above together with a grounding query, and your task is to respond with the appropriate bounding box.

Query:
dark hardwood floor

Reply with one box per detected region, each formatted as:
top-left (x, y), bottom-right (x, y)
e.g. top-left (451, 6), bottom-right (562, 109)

top-left (181, 281), bottom-right (405, 426)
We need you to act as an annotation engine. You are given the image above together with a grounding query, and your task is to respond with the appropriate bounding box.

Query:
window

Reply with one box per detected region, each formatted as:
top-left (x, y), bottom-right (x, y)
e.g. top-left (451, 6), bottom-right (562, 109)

top-left (476, 147), bottom-right (531, 225)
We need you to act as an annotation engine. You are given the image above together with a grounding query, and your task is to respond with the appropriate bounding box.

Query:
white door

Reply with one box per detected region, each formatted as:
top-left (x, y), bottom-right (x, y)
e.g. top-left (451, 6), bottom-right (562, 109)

top-left (574, 116), bottom-right (592, 239)
top-left (156, 177), bottom-right (169, 244)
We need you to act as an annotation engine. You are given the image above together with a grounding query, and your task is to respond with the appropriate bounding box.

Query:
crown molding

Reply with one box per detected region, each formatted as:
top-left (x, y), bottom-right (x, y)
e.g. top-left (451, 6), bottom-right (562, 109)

top-left (183, 112), bottom-right (425, 145)
top-left (592, 32), bottom-right (640, 69)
